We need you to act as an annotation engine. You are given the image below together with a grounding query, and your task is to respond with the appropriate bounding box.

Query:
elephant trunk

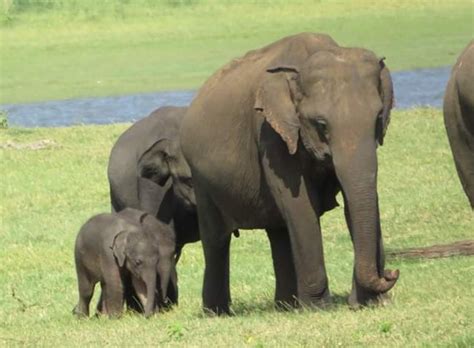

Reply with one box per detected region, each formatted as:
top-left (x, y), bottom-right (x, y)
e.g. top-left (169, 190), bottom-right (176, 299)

top-left (144, 272), bottom-right (157, 317)
top-left (333, 139), bottom-right (399, 294)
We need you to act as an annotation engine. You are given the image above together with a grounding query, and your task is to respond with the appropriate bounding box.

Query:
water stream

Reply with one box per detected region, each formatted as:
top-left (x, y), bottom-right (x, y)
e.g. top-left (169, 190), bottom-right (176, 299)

top-left (1, 66), bottom-right (451, 128)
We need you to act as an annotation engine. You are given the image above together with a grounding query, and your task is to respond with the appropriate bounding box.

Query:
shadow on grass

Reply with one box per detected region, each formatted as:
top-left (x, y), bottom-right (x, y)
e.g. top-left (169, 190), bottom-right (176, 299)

top-left (196, 292), bottom-right (352, 318)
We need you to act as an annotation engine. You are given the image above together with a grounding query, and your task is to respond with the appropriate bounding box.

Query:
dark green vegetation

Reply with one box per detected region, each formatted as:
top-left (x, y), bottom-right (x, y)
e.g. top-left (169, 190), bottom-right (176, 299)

top-left (0, 0), bottom-right (472, 103)
top-left (1, 109), bottom-right (473, 345)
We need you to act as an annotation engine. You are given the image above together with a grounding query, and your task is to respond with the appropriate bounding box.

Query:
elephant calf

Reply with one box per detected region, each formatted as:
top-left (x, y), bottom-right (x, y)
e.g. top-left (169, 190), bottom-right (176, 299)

top-left (443, 40), bottom-right (474, 208)
top-left (73, 208), bottom-right (176, 318)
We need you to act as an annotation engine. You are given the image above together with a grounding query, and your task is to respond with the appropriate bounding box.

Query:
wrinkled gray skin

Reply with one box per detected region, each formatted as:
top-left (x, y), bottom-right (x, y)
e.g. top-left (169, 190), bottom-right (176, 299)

top-left (181, 32), bottom-right (399, 314)
top-left (73, 208), bottom-right (176, 318)
top-left (108, 106), bottom-right (200, 304)
top-left (443, 40), bottom-right (474, 209)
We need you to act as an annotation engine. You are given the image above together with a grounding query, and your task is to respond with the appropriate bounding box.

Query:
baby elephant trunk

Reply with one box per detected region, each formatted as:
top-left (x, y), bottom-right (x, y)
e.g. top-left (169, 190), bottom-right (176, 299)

top-left (143, 272), bottom-right (157, 317)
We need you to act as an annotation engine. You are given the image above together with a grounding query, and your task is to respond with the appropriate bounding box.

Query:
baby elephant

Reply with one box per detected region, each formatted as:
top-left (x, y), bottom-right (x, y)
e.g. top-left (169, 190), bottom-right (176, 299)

top-left (73, 208), bottom-right (176, 318)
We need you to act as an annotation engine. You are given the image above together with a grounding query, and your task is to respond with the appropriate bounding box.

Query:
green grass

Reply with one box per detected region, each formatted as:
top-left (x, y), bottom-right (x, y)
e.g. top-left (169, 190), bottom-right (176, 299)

top-left (0, 108), bottom-right (473, 346)
top-left (0, 0), bottom-right (472, 104)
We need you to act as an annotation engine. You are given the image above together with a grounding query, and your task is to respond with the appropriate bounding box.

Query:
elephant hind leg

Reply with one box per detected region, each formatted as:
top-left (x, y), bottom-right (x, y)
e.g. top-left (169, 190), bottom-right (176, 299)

top-left (195, 187), bottom-right (233, 315)
top-left (266, 228), bottom-right (298, 309)
top-left (74, 269), bottom-right (95, 318)
top-left (201, 236), bottom-right (232, 315)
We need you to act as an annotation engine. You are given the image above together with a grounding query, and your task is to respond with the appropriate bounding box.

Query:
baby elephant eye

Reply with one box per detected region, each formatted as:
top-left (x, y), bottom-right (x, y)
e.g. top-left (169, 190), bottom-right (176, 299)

top-left (134, 259), bottom-right (143, 266)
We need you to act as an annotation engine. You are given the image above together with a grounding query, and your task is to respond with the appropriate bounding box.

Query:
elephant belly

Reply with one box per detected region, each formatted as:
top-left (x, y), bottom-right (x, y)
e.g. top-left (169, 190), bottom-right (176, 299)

top-left (202, 171), bottom-right (283, 230)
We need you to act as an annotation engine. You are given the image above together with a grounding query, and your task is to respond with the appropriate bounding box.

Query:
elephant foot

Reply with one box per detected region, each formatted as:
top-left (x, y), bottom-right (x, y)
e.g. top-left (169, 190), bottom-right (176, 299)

top-left (202, 304), bottom-right (231, 316)
top-left (72, 305), bottom-right (88, 318)
top-left (275, 298), bottom-right (299, 311)
top-left (298, 287), bottom-right (332, 309)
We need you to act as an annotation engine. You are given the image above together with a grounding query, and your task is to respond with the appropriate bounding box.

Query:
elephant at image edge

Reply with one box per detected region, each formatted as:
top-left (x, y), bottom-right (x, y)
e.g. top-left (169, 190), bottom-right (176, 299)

top-left (107, 106), bottom-right (200, 304)
top-left (181, 32), bottom-right (399, 314)
top-left (443, 40), bottom-right (474, 209)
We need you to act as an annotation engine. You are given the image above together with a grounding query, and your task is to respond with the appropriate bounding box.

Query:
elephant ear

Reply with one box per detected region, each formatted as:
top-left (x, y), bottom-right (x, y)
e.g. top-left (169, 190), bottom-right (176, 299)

top-left (112, 230), bottom-right (128, 267)
top-left (137, 139), bottom-right (171, 186)
top-left (377, 58), bottom-right (394, 146)
top-left (254, 66), bottom-right (302, 155)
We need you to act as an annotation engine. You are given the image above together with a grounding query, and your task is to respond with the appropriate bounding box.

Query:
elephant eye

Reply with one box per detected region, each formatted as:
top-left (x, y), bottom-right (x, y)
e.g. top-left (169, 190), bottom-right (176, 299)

top-left (314, 118), bottom-right (330, 142)
top-left (134, 259), bottom-right (142, 266)
top-left (316, 119), bottom-right (328, 133)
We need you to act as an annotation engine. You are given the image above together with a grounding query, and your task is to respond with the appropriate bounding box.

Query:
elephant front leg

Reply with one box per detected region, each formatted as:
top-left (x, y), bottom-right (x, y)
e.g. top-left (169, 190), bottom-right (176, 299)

top-left (288, 213), bottom-right (330, 307)
top-left (266, 228), bottom-right (298, 309)
top-left (101, 261), bottom-right (125, 317)
top-left (261, 139), bottom-right (330, 308)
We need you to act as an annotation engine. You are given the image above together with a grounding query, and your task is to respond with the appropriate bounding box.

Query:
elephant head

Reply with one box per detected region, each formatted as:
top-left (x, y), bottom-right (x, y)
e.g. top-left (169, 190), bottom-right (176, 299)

top-left (137, 137), bottom-right (196, 211)
top-left (112, 212), bottom-right (176, 316)
top-left (254, 48), bottom-right (398, 296)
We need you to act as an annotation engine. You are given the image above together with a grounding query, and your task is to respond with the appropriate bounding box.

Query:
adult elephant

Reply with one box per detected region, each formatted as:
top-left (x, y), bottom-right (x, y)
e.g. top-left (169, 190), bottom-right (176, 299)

top-left (181, 32), bottom-right (399, 314)
top-left (443, 40), bottom-right (474, 209)
top-left (108, 106), bottom-right (200, 304)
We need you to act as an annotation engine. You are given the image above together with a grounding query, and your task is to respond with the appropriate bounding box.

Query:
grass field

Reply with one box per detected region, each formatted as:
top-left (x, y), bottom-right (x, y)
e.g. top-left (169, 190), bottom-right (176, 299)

top-left (1, 108), bottom-right (473, 346)
top-left (0, 0), bottom-right (472, 104)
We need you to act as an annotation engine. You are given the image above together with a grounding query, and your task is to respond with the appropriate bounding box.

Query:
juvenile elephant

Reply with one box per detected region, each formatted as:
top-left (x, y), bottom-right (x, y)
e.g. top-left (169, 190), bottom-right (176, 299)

top-left (108, 106), bottom-right (200, 259)
top-left (443, 40), bottom-right (474, 208)
top-left (73, 208), bottom-right (176, 318)
top-left (181, 32), bottom-right (399, 314)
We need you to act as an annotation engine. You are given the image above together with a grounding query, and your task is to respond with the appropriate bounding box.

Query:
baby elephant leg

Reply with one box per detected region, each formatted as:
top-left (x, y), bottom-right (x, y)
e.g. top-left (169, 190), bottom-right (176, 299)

top-left (73, 268), bottom-right (95, 318)
top-left (101, 263), bottom-right (125, 317)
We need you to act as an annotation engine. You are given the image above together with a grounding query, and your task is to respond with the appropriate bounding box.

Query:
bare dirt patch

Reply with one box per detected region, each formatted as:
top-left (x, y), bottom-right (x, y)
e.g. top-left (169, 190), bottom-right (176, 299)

top-left (388, 240), bottom-right (474, 260)
top-left (0, 139), bottom-right (58, 150)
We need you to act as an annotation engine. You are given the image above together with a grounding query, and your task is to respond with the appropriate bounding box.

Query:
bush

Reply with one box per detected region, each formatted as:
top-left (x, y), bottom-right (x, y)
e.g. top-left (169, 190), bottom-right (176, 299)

top-left (0, 110), bottom-right (9, 129)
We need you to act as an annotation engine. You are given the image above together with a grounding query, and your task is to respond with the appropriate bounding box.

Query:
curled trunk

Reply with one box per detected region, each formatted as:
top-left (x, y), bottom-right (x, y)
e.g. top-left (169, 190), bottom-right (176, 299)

top-left (334, 141), bottom-right (399, 295)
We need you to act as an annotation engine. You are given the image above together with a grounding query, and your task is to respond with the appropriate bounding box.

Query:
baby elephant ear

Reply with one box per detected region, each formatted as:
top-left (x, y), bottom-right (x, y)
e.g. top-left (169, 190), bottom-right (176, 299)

top-left (254, 66), bottom-right (301, 155)
top-left (112, 231), bottom-right (128, 267)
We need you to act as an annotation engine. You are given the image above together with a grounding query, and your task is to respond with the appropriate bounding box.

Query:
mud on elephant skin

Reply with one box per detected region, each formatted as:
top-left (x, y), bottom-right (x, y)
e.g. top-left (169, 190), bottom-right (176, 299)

top-left (181, 32), bottom-right (399, 314)
top-left (443, 40), bottom-right (474, 209)
top-left (73, 208), bottom-right (176, 318)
